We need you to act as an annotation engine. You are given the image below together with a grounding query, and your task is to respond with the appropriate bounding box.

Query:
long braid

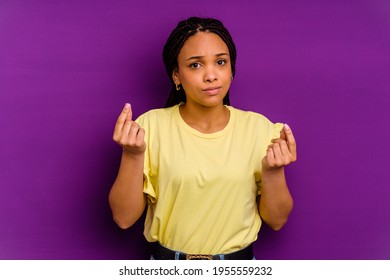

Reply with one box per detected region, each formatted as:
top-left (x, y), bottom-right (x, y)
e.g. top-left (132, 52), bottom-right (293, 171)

top-left (162, 17), bottom-right (237, 107)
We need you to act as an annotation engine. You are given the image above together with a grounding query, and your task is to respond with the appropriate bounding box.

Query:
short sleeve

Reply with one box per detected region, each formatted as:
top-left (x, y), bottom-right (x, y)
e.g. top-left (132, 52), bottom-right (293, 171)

top-left (143, 169), bottom-right (157, 205)
top-left (135, 113), bottom-right (157, 205)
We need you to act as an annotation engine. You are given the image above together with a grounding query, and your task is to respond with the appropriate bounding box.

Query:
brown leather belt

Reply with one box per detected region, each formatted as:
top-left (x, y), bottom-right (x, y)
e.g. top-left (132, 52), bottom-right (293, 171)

top-left (152, 243), bottom-right (253, 260)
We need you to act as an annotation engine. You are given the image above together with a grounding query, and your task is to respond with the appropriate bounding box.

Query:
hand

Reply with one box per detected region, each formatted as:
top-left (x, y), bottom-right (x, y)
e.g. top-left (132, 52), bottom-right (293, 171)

top-left (262, 124), bottom-right (297, 170)
top-left (113, 103), bottom-right (146, 155)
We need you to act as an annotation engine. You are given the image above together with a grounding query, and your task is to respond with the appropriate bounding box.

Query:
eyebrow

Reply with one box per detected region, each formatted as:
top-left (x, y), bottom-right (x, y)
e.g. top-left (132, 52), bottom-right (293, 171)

top-left (186, 52), bottom-right (229, 61)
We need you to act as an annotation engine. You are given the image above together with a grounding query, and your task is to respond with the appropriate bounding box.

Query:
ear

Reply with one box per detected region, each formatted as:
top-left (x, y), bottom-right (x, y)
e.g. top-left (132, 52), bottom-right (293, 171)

top-left (172, 68), bottom-right (180, 85)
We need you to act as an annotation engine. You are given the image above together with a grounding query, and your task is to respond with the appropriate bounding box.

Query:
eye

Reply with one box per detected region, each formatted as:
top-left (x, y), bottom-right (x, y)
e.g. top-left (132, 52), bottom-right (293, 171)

top-left (190, 62), bottom-right (201, 69)
top-left (216, 59), bottom-right (226, 66)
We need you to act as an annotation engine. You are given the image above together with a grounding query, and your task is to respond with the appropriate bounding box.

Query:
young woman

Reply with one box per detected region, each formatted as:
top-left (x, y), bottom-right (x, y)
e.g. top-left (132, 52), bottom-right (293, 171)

top-left (109, 17), bottom-right (297, 260)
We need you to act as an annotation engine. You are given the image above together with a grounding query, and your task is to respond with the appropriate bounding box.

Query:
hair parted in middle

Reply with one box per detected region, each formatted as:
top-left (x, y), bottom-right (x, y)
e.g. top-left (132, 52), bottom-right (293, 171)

top-left (162, 17), bottom-right (237, 107)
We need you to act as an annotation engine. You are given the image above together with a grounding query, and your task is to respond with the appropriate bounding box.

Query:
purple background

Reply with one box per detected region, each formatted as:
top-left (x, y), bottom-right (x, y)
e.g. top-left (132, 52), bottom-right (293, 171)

top-left (1, 0), bottom-right (389, 260)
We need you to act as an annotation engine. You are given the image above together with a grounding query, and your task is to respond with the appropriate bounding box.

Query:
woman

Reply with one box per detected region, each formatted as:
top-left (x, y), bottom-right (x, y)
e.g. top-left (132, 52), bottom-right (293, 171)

top-left (109, 17), bottom-right (297, 260)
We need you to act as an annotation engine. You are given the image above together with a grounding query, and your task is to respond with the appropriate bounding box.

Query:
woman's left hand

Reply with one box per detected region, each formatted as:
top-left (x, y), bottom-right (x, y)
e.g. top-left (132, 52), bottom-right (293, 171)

top-left (262, 124), bottom-right (297, 170)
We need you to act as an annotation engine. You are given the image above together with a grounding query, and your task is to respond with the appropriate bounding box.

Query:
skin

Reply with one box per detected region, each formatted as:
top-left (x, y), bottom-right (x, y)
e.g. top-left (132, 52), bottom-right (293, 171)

top-left (259, 125), bottom-right (296, 230)
top-left (109, 31), bottom-right (296, 231)
top-left (172, 32), bottom-right (232, 133)
top-left (109, 103), bottom-right (146, 229)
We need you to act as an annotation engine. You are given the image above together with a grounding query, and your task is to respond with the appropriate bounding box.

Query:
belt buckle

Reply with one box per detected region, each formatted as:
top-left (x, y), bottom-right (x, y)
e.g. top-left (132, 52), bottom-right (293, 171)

top-left (186, 254), bottom-right (213, 260)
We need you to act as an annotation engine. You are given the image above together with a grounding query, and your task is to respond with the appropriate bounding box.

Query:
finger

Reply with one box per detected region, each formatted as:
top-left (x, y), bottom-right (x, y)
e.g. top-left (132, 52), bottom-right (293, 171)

top-left (126, 103), bottom-right (133, 121)
top-left (136, 128), bottom-right (146, 146)
top-left (271, 139), bottom-right (288, 155)
top-left (280, 127), bottom-right (287, 141)
top-left (121, 119), bottom-right (134, 138)
top-left (273, 127), bottom-right (296, 161)
top-left (283, 124), bottom-right (297, 156)
top-left (119, 121), bottom-right (138, 147)
top-left (266, 147), bottom-right (275, 166)
top-left (128, 122), bottom-right (141, 143)
top-left (271, 143), bottom-right (285, 165)
top-left (271, 138), bottom-right (284, 144)
top-left (278, 140), bottom-right (289, 157)
top-left (114, 103), bottom-right (131, 137)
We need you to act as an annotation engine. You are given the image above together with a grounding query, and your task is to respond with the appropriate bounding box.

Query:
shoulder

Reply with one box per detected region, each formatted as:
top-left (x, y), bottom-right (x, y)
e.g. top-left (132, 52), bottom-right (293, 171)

top-left (229, 106), bottom-right (273, 125)
top-left (229, 106), bottom-right (284, 137)
top-left (135, 106), bottom-right (177, 126)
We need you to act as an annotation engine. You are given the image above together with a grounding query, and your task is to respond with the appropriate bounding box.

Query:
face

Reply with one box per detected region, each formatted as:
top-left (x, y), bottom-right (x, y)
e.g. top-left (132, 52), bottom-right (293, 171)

top-left (172, 32), bottom-right (232, 108)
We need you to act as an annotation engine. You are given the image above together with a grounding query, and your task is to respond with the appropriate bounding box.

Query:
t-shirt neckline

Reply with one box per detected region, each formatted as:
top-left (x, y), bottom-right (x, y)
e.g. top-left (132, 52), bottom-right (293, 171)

top-left (174, 103), bottom-right (234, 139)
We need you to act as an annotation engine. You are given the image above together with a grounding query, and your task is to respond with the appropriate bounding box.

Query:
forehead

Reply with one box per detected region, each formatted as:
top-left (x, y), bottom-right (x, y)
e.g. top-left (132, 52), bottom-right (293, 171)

top-left (178, 32), bottom-right (229, 58)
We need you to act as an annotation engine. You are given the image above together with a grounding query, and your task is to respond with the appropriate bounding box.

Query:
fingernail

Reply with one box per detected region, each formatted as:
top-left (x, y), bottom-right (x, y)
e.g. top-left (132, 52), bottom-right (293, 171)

top-left (284, 123), bottom-right (291, 131)
top-left (124, 103), bottom-right (130, 109)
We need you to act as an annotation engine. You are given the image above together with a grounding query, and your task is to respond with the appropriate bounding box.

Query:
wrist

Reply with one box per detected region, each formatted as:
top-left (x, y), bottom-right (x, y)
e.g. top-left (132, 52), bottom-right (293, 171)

top-left (261, 166), bottom-right (286, 184)
top-left (262, 166), bottom-right (284, 176)
top-left (122, 149), bottom-right (145, 160)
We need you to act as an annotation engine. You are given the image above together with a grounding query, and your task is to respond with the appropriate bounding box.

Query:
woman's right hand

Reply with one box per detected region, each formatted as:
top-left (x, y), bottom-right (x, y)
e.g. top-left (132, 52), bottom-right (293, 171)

top-left (113, 103), bottom-right (146, 155)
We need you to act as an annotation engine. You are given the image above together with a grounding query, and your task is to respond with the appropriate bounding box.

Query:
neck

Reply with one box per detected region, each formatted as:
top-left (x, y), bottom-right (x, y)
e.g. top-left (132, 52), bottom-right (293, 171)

top-left (179, 103), bottom-right (230, 134)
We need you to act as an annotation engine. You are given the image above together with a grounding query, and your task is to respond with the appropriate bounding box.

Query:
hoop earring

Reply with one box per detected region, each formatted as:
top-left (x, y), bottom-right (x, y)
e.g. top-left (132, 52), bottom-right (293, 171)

top-left (176, 84), bottom-right (181, 91)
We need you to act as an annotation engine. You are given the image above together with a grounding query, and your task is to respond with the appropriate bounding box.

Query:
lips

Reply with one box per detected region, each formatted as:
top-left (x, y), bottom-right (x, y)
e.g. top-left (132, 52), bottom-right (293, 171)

top-left (202, 87), bottom-right (221, 95)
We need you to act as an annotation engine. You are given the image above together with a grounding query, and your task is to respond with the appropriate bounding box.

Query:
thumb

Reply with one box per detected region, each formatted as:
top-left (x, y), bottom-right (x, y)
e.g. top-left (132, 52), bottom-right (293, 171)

top-left (125, 103), bottom-right (133, 121)
top-left (280, 124), bottom-right (287, 141)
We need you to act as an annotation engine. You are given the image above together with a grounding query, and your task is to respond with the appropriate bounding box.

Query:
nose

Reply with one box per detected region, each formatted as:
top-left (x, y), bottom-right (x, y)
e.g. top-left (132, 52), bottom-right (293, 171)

top-left (203, 65), bottom-right (217, 83)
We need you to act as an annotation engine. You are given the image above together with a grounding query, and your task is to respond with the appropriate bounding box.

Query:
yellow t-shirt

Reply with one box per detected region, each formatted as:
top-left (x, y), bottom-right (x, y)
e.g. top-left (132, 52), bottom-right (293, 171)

top-left (135, 104), bottom-right (283, 254)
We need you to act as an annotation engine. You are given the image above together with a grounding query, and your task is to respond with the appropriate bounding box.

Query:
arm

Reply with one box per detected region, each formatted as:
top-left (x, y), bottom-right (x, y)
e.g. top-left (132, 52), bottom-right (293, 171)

top-left (109, 103), bottom-right (147, 229)
top-left (258, 124), bottom-right (297, 231)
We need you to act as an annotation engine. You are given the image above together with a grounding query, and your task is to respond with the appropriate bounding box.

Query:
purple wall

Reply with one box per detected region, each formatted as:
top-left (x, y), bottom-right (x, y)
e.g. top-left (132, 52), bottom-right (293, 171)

top-left (1, 0), bottom-right (389, 260)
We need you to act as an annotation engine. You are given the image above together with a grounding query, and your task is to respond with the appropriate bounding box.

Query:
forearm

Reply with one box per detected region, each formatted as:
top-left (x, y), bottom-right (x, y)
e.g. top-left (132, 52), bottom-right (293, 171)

top-left (109, 151), bottom-right (146, 229)
top-left (258, 167), bottom-right (293, 231)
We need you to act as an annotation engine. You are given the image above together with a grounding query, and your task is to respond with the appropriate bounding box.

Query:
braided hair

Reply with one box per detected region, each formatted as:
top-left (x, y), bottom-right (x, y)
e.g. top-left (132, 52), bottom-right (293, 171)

top-left (163, 17), bottom-right (237, 107)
